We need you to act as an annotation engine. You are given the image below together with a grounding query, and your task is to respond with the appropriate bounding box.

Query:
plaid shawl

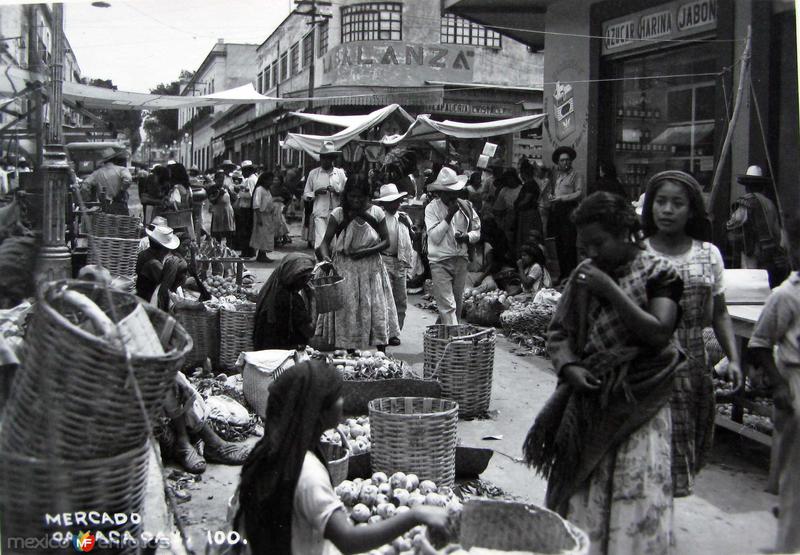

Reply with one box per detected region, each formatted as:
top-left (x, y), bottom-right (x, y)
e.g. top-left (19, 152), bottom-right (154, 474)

top-left (523, 344), bottom-right (683, 516)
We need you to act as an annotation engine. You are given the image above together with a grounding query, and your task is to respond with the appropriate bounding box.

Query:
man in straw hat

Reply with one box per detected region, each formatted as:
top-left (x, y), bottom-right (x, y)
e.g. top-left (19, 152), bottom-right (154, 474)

top-left (303, 140), bottom-right (347, 252)
top-left (136, 224), bottom-right (180, 301)
top-left (547, 145), bottom-right (585, 281)
top-left (81, 147), bottom-right (133, 215)
top-left (726, 165), bottom-right (788, 287)
top-left (425, 167), bottom-right (481, 325)
top-left (374, 183), bottom-right (415, 342)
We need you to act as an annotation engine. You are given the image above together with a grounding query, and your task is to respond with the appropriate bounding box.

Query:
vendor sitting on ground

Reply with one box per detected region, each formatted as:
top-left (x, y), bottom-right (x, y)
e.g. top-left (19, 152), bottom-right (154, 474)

top-left (136, 225), bottom-right (180, 300)
top-left (467, 217), bottom-right (513, 292)
top-left (517, 243), bottom-right (552, 295)
top-left (153, 255), bottom-right (252, 474)
top-left (137, 216), bottom-right (168, 253)
top-left (252, 253), bottom-right (316, 351)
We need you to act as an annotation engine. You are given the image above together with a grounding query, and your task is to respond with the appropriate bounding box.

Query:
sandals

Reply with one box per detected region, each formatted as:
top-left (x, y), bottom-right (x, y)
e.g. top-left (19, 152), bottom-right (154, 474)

top-left (175, 445), bottom-right (206, 474)
top-left (205, 442), bottom-right (252, 465)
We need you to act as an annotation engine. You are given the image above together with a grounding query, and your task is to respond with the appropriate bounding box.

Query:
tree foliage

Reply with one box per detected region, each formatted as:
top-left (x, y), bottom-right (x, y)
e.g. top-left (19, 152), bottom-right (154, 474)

top-left (85, 78), bottom-right (143, 154)
top-left (144, 71), bottom-right (194, 149)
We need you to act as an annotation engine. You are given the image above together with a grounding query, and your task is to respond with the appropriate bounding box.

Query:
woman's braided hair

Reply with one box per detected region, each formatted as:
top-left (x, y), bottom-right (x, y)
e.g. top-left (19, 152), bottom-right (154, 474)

top-left (571, 191), bottom-right (641, 240)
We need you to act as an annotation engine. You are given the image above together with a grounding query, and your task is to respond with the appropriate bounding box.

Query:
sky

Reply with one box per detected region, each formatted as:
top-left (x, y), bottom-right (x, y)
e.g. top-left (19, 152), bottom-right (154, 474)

top-left (55, 0), bottom-right (293, 92)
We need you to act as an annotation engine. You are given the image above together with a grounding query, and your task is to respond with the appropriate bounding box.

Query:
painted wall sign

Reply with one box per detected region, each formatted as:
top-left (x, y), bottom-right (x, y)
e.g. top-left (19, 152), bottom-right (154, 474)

top-left (435, 102), bottom-right (513, 117)
top-left (321, 41), bottom-right (475, 86)
top-left (602, 0), bottom-right (717, 55)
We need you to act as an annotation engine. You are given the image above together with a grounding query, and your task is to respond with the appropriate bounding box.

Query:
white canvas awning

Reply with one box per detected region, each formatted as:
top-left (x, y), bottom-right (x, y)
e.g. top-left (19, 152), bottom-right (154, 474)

top-left (381, 113), bottom-right (546, 145)
top-left (288, 104), bottom-right (414, 129)
top-left (283, 104), bottom-right (415, 160)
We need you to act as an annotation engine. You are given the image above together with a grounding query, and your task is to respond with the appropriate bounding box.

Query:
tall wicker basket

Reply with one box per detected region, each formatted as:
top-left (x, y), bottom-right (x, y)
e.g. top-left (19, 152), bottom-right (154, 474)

top-left (368, 397), bottom-right (458, 487)
top-left (88, 234), bottom-right (140, 278)
top-left (90, 212), bottom-right (142, 239)
top-left (219, 303), bottom-right (256, 370)
top-left (423, 325), bottom-right (495, 418)
top-left (0, 280), bottom-right (192, 459)
top-left (175, 304), bottom-right (220, 369)
top-left (0, 443), bottom-right (150, 555)
top-left (310, 264), bottom-right (345, 314)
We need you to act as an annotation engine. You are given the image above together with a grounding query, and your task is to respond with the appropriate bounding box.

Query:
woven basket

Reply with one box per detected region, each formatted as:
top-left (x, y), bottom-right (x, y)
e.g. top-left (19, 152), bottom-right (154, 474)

top-left (368, 397), bottom-right (458, 487)
top-left (342, 378), bottom-right (442, 415)
top-left (321, 441), bottom-right (350, 487)
top-left (88, 234), bottom-right (140, 278)
top-left (423, 325), bottom-right (495, 418)
top-left (0, 443), bottom-right (150, 553)
top-left (311, 265), bottom-right (345, 314)
top-left (176, 304), bottom-right (220, 369)
top-left (464, 300), bottom-right (504, 327)
top-left (219, 303), bottom-right (256, 370)
top-left (90, 212), bottom-right (142, 239)
top-left (0, 280), bottom-right (192, 459)
top-left (458, 499), bottom-right (589, 555)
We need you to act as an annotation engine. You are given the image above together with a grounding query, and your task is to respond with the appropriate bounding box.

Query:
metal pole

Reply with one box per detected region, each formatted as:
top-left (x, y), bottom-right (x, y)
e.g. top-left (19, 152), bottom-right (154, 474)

top-left (28, 4), bottom-right (44, 168)
top-left (307, 0), bottom-right (316, 112)
top-left (48, 2), bottom-right (64, 145)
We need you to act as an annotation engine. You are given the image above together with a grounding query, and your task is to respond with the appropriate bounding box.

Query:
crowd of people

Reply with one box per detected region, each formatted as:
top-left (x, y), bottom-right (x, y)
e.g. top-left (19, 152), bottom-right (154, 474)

top-left (59, 138), bottom-right (797, 554)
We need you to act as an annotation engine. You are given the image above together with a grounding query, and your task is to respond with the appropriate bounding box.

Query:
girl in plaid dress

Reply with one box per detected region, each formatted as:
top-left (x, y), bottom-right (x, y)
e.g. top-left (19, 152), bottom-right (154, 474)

top-left (642, 171), bottom-right (743, 497)
top-left (525, 192), bottom-right (684, 555)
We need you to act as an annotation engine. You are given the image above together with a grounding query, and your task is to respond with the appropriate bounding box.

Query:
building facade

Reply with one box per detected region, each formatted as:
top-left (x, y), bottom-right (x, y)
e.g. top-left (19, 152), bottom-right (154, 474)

top-left (176, 40), bottom-right (258, 170)
top-left (213, 0), bottom-right (544, 170)
top-left (446, 0), bottom-right (798, 243)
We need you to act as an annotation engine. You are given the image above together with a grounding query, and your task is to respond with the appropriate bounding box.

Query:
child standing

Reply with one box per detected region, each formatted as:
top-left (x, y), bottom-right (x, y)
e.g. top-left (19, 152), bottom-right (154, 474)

top-left (525, 192), bottom-right (684, 555)
top-left (748, 217), bottom-right (800, 553)
top-left (641, 171), bottom-right (743, 496)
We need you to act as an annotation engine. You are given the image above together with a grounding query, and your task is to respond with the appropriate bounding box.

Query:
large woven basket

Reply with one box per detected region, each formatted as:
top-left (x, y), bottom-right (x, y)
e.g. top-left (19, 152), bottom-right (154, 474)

top-left (0, 280), bottom-right (192, 459)
top-left (90, 212), bottom-right (142, 239)
top-left (458, 499), bottom-right (589, 555)
top-left (176, 304), bottom-right (220, 369)
top-left (368, 397), bottom-right (458, 487)
top-left (342, 377), bottom-right (442, 415)
top-left (0, 443), bottom-right (150, 554)
top-left (423, 325), bottom-right (495, 418)
top-left (219, 303), bottom-right (256, 370)
top-left (88, 234), bottom-right (140, 278)
top-left (310, 265), bottom-right (345, 314)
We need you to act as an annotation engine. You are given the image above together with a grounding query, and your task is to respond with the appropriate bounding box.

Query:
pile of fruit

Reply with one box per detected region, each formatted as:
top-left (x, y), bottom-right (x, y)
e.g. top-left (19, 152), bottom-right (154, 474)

top-left (335, 472), bottom-right (462, 555)
top-left (463, 287), bottom-right (516, 310)
top-left (203, 275), bottom-right (239, 297)
top-left (321, 416), bottom-right (372, 455)
top-left (717, 403), bottom-right (774, 435)
top-left (330, 350), bottom-right (408, 381)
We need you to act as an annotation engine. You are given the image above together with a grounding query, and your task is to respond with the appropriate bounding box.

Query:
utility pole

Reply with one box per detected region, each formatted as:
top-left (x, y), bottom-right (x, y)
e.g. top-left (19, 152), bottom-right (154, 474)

top-left (307, 0), bottom-right (316, 112)
top-left (48, 2), bottom-right (64, 145)
top-left (28, 4), bottom-right (44, 168)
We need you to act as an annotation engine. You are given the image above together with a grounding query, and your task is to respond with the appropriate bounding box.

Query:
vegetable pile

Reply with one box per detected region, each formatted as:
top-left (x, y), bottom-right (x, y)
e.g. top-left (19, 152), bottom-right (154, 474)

top-left (335, 472), bottom-right (462, 555)
top-left (330, 350), bottom-right (408, 381)
top-left (322, 416), bottom-right (372, 455)
top-left (202, 275), bottom-right (239, 297)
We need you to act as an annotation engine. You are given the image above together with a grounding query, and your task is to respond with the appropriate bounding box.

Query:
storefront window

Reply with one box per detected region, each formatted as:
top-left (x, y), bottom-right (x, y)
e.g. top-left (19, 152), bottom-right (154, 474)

top-left (440, 14), bottom-right (501, 48)
top-left (318, 20), bottom-right (329, 57)
top-left (280, 52), bottom-right (288, 82)
top-left (602, 43), bottom-right (719, 198)
top-left (341, 3), bottom-right (402, 43)
top-left (290, 42), bottom-right (300, 76)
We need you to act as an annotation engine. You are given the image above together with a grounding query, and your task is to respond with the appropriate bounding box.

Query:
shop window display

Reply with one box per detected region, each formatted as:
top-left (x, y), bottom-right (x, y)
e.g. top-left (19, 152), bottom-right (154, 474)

top-left (604, 44), bottom-right (718, 199)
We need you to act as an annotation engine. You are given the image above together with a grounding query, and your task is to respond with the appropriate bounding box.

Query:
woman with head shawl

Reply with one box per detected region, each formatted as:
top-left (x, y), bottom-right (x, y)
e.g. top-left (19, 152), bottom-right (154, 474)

top-left (236, 361), bottom-right (447, 555)
top-left (253, 253), bottom-right (316, 350)
top-left (641, 171), bottom-right (743, 496)
top-left (524, 192), bottom-right (684, 554)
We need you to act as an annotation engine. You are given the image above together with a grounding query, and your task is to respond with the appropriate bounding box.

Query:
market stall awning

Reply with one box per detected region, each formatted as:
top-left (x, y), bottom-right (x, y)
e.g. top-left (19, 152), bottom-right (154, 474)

top-left (283, 104), bottom-right (417, 160)
top-left (381, 113), bottom-right (545, 145)
top-left (289, 104), bottom-right (414, 128)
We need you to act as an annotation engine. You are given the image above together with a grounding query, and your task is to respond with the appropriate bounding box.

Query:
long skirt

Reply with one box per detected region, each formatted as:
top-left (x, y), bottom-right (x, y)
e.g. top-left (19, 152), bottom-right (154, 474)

top-left (566, 404), bottom-right (673, 555)
top-left (547, 201), bottom-right (579, 279)
top-left (232, 207), bottom-right (253, 255)
top-left (314, 253), bottom-right (400, 349)
top-left (516, 207), bottom-right (543, 253)
top-left (250, 209), bottom-right (277, 252)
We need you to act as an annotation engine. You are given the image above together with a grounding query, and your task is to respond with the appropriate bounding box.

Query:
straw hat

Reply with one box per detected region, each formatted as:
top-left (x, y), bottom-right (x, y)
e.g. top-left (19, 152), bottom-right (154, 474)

top-left (221, 159), bottom-right (236, 168)
top-left (145, 225), bottom-right (179, 250)
top-left (737, 165), bottom-right (770, 187)
top-left (374, 183), bottom-right (407, 203)
top-left (241, 160), bottom-right (254, 168)
top-left (427, 167), bottom-right (468, 192)
top-left (318, 140), bottom-right (341, 157)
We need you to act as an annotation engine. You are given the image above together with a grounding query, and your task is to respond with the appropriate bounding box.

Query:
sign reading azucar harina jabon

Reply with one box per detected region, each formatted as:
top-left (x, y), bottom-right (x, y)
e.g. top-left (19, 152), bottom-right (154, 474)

top-left (602, 0), bottom-right (718, 55)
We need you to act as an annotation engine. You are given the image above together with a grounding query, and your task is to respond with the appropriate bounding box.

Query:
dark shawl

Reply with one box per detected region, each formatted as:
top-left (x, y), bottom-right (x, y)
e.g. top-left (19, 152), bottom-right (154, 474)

top-left (237, 360), bottom-right (343, 554)
top-left (523, 344), bottom-right (683, 516)
top-left (253, 253), bottom-right (316, 350)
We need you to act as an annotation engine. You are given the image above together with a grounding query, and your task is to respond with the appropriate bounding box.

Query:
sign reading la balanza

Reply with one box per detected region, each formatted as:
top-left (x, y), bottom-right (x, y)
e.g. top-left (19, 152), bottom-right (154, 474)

top-left (602, 0), bottom-right (717, 55)
top-left (321, 41), bottom-right (475, 87)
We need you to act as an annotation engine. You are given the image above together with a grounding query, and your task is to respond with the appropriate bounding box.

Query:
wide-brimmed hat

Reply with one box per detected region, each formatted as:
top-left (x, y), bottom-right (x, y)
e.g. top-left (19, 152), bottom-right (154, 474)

top-left (145, 225), bottom-right (179, 250)
top-left (428, 167), bottom-right (468, 192)
top-left (99, 146), bottom-right (127, 164)
top-left (241, 160), bottom-right (253, 168)
top-left (318, 140), bottom-right (341, 157)
top-left (737, 165), bottom-right (770, 186)
top-left (374, 183), bottom-right (407, 203)
top-left (552, 146), bottom-right (577, 164)
top-left (221, 159), bottom-right (236, 168)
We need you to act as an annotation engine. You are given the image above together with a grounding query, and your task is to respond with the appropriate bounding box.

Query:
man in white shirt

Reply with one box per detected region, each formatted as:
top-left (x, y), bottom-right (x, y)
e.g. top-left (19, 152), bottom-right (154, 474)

top-left (81, 148), bottom-right (132, 215)
top-left (425, 167), bottom-right (481, 325)
top-left (303, 140), bottom-right (347, 252)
